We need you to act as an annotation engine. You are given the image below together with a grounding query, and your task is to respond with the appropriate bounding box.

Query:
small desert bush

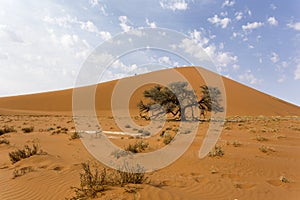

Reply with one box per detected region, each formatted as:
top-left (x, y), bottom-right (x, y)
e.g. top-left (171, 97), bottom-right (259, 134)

top-left (142, 130), bottom-right (151, 136)
top-left (22, 126), bottom-right (34, 133)
top-left (0, 138), bottom-right (10, 145)
top-left (0, 125), bottom-right (16, 135)
top-left (12, 166), bottom-right (33, 179)
top-left (111, 149), bottom-right (129, 159)
top-left (125, 140), bottom-right (148, 153)
top-left (259, 145), bottom-right (275, 153)
top-left (70, 162), bottom-right (107, 199)
top-left (232, 140), bottom-right (242, 147)
top-left (70, 131), bottom-right (80, 140)
top-left (279, 175), bottom-right (289, 183)
top-left (9, 144), bottom-right (40, 164)
top-left (255, 135), bottom-right (268, 142)
top-left (70, 162), bottom-right (147, 199)
top-left (163, 132), bottom-right (173, 145)
top-left (125, 124), bottom-right (131, 128)
top-left (137, 129), bottom-right (144, 133)
top-left (208, 146), bottom-right (224, 157)
top-left (117, 162), bottom-right (147, 186)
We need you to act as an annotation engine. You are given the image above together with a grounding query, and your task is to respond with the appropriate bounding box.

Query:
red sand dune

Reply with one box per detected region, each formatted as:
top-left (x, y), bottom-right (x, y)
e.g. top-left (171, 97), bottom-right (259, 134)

top-left (0, 66), bottom-right (299, 116)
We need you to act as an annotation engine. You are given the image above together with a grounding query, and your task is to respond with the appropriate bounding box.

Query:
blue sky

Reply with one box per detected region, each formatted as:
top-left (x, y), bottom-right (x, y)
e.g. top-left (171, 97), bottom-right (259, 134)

top-left (0, 0), bottom-right (299, 105)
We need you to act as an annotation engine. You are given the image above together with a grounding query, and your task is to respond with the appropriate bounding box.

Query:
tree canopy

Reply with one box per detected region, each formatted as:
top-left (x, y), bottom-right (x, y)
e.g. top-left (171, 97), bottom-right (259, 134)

top-left (138, 82), bottom-right (223, 121)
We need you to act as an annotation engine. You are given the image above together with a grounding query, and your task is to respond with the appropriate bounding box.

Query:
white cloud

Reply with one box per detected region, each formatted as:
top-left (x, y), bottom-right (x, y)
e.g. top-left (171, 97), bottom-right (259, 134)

top-left (89, 0), bottom-right (99, 7)
top-left (232, 64), bottom-right (240, 70)
top-left (184, 29), bottom-right (239, 70)
top-left (238, 70), bottom-right (259, 84)
top-left (242, 21), bottom-right (264, 31)
top-left (0, 52), bottom-right (8, 60)
top-left (44, 15), bottom-right (111, 40)
top-left (277, 75), bottom-right (286, 83)
top-left (270, 4), bottom-right (277, 10)
top-left (222, 0), bottom-right (235, 7)
top-left (267, 17), bottom-right (278, 26)
top-left (60, 34), bottom-right (79, 48)
top-left (189, 29), bottom-right (209, 46)
top-left (119, 16), bottom-right (132, 32)
top-left (235, 12), bottom-right (243, 21)
top-left (0, 25), bottom-right (24, 43)
top-left (207, 15), bottom-right (231, 28)
top-left (287, 22), bottom-right (300, 31)
top-left (215, 51), bottom-right (237, 67)
top-left (80, 20), bottom-right (111, 40)
top-left (43, 15), bottom-right (77, 28)
top-left (295, 64), bottom-right (300, 80)
top-left (245, 8), bottom-right (252, 16)
top-left (159, 0), bottom-right (188, 11)
top-left (270, 52), bottom-right (279, 63)
top-left (158, 56), bottom-right (172, 65)
top-left (146, 19), bottom-right (157, 28)
top-left (80, 21), bottom-right (98, 33)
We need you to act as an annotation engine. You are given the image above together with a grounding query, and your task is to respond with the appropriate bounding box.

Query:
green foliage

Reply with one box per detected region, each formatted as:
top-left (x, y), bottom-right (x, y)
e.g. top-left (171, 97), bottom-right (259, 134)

top-left (198, 85), bottom-right (224, 113)
top-left (138, 82), bottom-right (223, 121)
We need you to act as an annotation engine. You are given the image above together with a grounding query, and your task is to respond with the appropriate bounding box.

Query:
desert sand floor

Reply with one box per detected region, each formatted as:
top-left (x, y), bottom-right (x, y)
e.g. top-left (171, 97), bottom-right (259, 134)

top-left (1, 114), bottom-right (300, 200)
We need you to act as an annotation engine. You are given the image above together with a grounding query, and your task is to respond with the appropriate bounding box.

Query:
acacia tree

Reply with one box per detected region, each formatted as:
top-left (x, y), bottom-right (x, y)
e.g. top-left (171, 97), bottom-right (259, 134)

top-left (138, 82), bottom-right (223, 121)
top-left (198, 85), bottom-right (224, 118)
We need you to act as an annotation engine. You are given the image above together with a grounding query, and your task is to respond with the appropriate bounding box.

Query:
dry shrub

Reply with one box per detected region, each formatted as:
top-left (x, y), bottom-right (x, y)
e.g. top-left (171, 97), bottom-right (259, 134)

top-left (70, 162), bottom-right (107, 200)
top-left (22, 126), bottom-right (34, 133)
top-left (162, 132), bottom-right (173, 145)
top-left (70, 131), bottom-right (80, 140)
top-left (69, 162), bottom-right (147, 199)
top-left (12, 166), bottom-right (33, 179)
top-left (9, 144), bottom-right (40, 164)
top-left (0, 138), bottom-right (10, 145)
top-left (117, 162), bottom-right (147, 186)
top-left (125, 140), bottom-right (148, 153)
top-left (0, 125), bottom-right (16, 135)
top-left (259, 145), bottom-right (275, 153)
top-left (208, 145), bottom-right (224, 157)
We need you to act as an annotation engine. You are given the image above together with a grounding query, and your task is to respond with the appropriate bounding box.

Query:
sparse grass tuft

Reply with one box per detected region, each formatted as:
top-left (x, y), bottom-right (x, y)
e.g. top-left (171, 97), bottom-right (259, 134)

top-left (117, 162), bottom-right (147, 186)
top-left (0, 125), bottom-right (16, 135)
top-left (255, 135), bottom-right (268, 142)
top-left (279, 175), bottom-right (289, 183)
top-left (0, 138), bottom-right (10, 145)
top-left (125, 140), bottom-right (149, 153)
top-left (208, 145), bottom-right (224, 157)
top-left (259, 145), bottom-right (275, 153)
top-left (70, 131), bottom-right (81, 140)
top-left (69, 162), bottom-right (147, 199)
top-left (9, 144), bottom-right (41, 164)
top-left (125, 124), bottom-right (131, 128)
top-left (12, 166), bottom-right (33, 179)
top-left (232, 140), bottom-right (242, 147)
top-left (163, 132), bottom-right (173, 145)
top-left (22, 126), bottom-right (34, 133)
top-left (70, 162), bottom-right (107, 199)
